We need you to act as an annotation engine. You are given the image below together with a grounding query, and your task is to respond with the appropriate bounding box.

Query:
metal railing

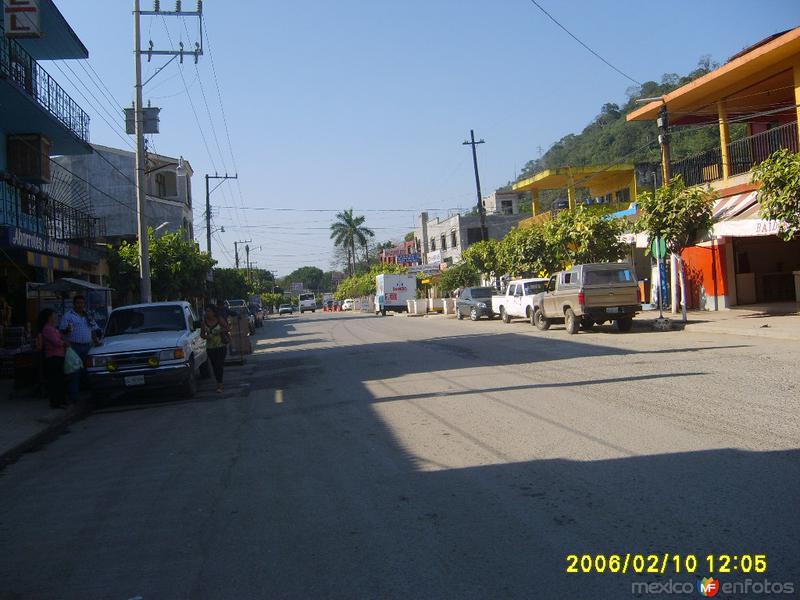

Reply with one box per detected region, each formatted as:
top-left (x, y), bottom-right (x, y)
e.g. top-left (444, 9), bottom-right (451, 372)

top-left (0, 177), bottom-right (104, 243)
top-left (671, 120), bottom-right (798, 187)
top-left (727, 121), bottom-right (798, 176)
top-left (0, 26), bottom-right (90, 144)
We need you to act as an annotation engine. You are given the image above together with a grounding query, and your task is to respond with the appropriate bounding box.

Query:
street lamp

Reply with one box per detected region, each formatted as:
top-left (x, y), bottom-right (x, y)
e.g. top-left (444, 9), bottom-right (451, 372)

top-left (154, 221), bottom-right (170, 233)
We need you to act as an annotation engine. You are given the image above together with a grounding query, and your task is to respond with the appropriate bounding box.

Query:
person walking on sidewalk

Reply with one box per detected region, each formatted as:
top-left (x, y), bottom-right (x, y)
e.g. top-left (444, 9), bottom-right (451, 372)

top-left (59, 295), bottom-right (101, 362)
top-left (38, 309), bottom-right (66, 409)
top-left (201, 304), bottom-right (230, 393)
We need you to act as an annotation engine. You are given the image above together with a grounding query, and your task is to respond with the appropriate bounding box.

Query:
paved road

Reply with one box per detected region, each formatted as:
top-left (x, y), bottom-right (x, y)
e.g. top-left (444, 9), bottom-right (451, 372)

top-left (1, 312), bottom-right (798, 599)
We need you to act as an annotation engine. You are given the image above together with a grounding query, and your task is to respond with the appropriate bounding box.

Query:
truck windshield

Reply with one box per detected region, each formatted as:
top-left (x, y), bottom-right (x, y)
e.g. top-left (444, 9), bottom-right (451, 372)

top-left (584, 268), bottom-right (634, 285)
top-left (523, 281), bottom-right (546, 295)
top-left (299, 293), bottom-right (314, 301)
top-left (105, 306), bottom-right (186, 337)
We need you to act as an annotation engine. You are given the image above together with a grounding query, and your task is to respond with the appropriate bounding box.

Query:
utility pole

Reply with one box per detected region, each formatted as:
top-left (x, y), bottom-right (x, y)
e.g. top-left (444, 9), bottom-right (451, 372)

top-left (133, 0), bottom-right (203, 302)
top-left (463, 129), bottom-right (486, 241)
top-left (656, 105), bottom-right (680, 316)
top-left (234, 239), bottom-right (251, 270)
top-left (205, 173), bottom-right (238, 257)
top-left (133, 0), bottom-right (151, 302)
top-left (245, 244), bottom-right (250, 282)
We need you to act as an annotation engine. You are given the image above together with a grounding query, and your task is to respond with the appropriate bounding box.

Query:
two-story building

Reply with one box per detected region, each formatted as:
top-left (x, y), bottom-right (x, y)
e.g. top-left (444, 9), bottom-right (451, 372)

top-left (379, 240), bottom-right (419, 266)
top-left (482, 191), bottom-right (526, 215)
top-left (54, 144), bottom-right (195, 244)
top-left (0, 0), bottom-right (105, 325)
top-left (415, 212), bottom-right (524, 266)
top-left (628, 27), bottom-right (800, 309)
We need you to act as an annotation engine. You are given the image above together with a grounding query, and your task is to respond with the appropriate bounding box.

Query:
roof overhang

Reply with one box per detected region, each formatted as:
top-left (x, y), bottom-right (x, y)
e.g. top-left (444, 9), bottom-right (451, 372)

top-left (2, 0), bottom-right (88, 60)
top-left (627, 27), bottom-right (800, 123)
top-left (513, 164), bottom-right (636, 197)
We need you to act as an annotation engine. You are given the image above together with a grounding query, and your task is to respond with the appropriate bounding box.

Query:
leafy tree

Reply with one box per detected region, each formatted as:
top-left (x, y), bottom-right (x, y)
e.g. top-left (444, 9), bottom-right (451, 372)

top-left (404, 232), bottom-right (415, 242)
top-left (330, 209), bottom-right (375, 276)
top-left (752, 149), bottom-right (800, 241)
top-left (110, 228), bottom-right (216, 302)
top-left (282, 266), bottom-right (325, 292)
top-left (260, 291), bottom-right (284, 311)
top-left (334, 263), bottom-right (407, 301)
top-left (439, 263), bottom-right (480, 294)
top-left (462, 239), bottom-right (504, 278)
top-left (498, 226), bottom-right (558, 278)
top-left (209, 268), bottom-right (248, 302)
top-left (635, 176), bottom-right (716, 321)
top-left (544, 206), bottom-right (629, 267)
top-left (247, 268), bottom-right (275, 296)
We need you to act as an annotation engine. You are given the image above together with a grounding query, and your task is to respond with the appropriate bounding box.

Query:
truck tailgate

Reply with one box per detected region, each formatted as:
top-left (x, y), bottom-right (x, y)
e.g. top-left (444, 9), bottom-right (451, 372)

top-left (584, 285), bottom-right (639, 307)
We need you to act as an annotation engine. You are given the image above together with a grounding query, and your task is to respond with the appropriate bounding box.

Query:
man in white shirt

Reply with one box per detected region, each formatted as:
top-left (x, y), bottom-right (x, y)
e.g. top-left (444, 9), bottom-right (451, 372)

top-left (59, 295), bottom-right (101, 361)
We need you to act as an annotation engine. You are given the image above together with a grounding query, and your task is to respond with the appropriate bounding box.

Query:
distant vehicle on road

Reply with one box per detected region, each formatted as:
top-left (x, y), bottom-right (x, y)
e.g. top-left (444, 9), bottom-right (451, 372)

top-left (456, 287), bottom-right (495, 321)
top-left (248, 303), bottom-right (264, 328)
top-left (375, 274), bottom-right (416, 316)
top-left (341, 298), bottom-right (354, 311)
top-left (491, 278), bottom-right (549, 323)
top-left (278, 304), bottom-right (294, 315)
top-left (86, 301), bottom-right (207, 402)
top-left (531, 263), bottom-right (640, 334)
top-left (226, 299), bottom-right (247, 309)
top-left (298, 292), bottom-right (316, 314)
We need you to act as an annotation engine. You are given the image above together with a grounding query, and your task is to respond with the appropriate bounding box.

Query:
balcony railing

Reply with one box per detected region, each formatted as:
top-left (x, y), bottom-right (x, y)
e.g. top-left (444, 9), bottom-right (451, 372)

top-left (0, 27), bottom-right (90, 144)
top-left (671, 120), bottom-right (798, 187)
top-left (1, 176), bottom-right (104, 244)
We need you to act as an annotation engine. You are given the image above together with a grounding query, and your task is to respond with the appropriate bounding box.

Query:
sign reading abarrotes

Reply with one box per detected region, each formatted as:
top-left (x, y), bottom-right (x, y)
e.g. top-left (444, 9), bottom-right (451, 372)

top-left (3, 0), bottom-right (40, 38)
top-left (4, 227), bottom-right (70, 258)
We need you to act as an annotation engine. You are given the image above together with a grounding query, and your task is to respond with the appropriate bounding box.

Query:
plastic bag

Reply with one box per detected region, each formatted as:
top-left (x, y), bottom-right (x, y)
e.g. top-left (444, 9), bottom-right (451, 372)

top-left (64, 346), bottom-right (83, 374)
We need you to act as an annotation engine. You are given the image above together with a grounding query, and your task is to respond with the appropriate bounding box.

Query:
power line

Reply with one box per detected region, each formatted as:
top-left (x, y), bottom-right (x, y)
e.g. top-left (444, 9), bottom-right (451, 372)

top-left (211, 206), bottom-right (464, 213)
top-left (525, 0), bottom-right (641, 86)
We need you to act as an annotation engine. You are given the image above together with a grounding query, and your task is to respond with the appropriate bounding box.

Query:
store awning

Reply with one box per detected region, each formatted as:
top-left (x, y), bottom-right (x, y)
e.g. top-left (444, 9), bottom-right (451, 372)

top-left (37, 277), bottom-right (110, 293)
top-left (26, 251), bottom-right (69, 271)
top-left (712, 191), bottom-right (758, 221)
top-left (710, 191), bottom-right (784, 237)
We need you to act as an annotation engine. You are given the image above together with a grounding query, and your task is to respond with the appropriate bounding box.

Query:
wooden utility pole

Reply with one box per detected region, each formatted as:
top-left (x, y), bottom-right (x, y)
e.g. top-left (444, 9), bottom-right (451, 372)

top-left (463, 130), bottom-right (487, 241)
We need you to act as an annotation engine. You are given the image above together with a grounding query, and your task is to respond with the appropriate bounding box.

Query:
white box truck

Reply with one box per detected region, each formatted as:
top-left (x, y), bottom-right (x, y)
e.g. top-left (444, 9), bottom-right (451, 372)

top-left (375, 274), bottom-right (416, 316)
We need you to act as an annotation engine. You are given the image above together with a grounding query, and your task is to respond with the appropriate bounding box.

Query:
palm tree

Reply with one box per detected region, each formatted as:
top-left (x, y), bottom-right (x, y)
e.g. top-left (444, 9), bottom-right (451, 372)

top-left (330, 209), bottom-right (375, 276)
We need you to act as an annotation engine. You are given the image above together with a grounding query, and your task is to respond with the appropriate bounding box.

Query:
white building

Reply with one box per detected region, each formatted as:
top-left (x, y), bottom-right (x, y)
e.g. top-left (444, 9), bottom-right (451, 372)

top-left (415, 212), bottom-right (524, 266)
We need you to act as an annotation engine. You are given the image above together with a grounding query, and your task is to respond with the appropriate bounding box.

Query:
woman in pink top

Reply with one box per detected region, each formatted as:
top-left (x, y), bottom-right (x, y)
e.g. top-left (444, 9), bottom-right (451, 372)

top-left (38, 309), bottom-right (66, 408)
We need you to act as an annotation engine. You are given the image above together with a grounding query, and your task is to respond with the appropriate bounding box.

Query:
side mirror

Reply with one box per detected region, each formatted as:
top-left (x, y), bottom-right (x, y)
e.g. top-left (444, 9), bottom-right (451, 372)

top-left (193, 319), bottom-right (201, 330)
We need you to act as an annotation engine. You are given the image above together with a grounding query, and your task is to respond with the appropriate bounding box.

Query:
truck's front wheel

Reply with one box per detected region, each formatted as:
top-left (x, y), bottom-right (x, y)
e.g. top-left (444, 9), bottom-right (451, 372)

top-left (533, 307), bottom-right (550, 331)
top-left (500, 307), bottom-right (511, 324)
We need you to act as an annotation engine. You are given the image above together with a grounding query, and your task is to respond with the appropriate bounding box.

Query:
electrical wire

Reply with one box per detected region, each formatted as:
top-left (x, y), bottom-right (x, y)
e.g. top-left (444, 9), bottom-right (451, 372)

top-left (525, 0), bottom-right (641, 86)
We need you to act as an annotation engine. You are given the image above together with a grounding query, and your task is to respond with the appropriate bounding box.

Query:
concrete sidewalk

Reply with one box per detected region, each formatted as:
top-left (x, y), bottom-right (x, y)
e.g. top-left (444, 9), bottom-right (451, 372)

top-left (0, 381), bottom-right (89, 470)
top-left (638, 303), bottom-right (800, 340)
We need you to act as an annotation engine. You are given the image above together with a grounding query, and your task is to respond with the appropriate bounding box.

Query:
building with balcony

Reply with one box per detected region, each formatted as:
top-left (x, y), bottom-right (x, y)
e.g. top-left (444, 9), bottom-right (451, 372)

top-left (0, 1), bottom-right (106, 326)
top-left (54, 145), bottom-right (196, 244)
top-left (628, 27), bottom-right (800, 309)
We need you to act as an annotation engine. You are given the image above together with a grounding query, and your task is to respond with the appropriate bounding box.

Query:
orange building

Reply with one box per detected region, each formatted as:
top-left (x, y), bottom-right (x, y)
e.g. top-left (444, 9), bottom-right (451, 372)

top-left (627, 27), bottom-right (800, 309)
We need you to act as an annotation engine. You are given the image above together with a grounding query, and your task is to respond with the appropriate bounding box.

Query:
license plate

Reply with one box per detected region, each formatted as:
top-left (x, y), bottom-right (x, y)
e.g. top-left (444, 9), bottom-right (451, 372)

top-left (606, 307), bottom-right (620, 313)
top-left (124, 375), bottom-right (146, 387)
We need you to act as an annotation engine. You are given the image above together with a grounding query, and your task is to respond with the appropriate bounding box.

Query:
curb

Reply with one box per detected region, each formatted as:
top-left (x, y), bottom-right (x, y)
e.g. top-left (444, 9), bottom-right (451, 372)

top-left (0, 403), bottom-right (91, 472)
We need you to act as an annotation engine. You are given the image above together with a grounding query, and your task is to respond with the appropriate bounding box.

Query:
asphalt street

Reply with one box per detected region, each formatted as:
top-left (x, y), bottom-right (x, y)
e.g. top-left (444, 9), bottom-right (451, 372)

top-left (1, 311), bottom-right (798, 599)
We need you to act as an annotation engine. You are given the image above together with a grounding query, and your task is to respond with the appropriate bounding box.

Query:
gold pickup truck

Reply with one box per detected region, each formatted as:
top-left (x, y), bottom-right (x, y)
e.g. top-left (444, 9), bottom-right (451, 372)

top-left (531, 263), bottom-right (641, 334)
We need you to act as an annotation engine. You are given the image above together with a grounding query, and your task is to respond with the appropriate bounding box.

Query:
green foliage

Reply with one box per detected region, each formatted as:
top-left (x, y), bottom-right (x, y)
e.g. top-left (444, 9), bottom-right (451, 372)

top-left (439, 263), bottom-right (480, 293)
top-left (544, 206), bottom-right (629, 266)
top-left (404, 231), bottom-right (415, 242)
top-left (109, 228), bottom-right (216, 302)
top-left (260, 292), bottom-right (284, 310)
top-left (330, 208), bottom-right (375, 276)
top-left (281, 266), bottom-right (325, 292)
top-left (635, 176), bottom-right (716, 253)
top-left (752, 149), bottom-right (800, 241)
top-left (247, 268), bottom-right (275, 296)
top-left (334, 263), bottom-right (407, 301)
top-left (210, 268), bottom-right (248, 301)
top-left (498, 226), bottom-right (557, 278)
top-left (462, 239), bottom-right (504, 276)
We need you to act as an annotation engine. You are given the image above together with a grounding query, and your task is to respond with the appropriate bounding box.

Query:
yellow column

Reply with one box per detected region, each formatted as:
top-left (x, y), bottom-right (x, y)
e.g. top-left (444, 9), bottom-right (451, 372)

top-left (718, 100), bottom-right (731, 180)
top-left (531, 189), bottom-right (541, 215)
top-left (794, 60), bottom-right (800, 147)
top-left (629, 171), bottom-right (637, 204)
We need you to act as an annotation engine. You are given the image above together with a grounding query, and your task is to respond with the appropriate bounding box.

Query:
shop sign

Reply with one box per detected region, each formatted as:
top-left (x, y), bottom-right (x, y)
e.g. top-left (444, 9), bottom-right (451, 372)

top-left (426, 250), bottom-right (442, 265)
top-left (2, 226), bottom-right (70, 258)
top-left (397, 254), bottom-right (419, 264)
top-left (3, 0), bottom-right (40, 38)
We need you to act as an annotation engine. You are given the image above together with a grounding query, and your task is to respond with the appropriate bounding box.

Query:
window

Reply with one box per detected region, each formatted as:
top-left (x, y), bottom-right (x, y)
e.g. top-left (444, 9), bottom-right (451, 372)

top-left (430, 238), bottom-right (436, 251)
top-left (105, 306), bottom-right (186, 337)
top-left (583, 268), bottom-right (634, 285)
top-left (450, 230), bottom-right (457, 248)
top-left (156, 173), bottom-right (167, 198)
top-left (523, 281), bottom-right (546, 295)
top-left (501, 200), bottom-right (513, 215)
top-left (440, 234), bottom-right (447, 250)
top-left (154, 172), bottom-right (178, 198)
top-left (466, 227), bottom-right (487, 245)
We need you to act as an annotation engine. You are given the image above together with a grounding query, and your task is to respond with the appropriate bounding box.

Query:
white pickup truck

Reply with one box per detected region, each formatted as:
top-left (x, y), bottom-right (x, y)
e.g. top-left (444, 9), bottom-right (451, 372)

top-left (86, 301), bottom-right (208, 402)
top-left (491, 278), bottom-right (549, 323)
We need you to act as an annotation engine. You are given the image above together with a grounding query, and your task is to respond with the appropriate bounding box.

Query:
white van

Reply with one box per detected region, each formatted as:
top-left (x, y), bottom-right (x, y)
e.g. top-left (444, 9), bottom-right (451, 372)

top-left (298, 292), bottom-right (316, 314)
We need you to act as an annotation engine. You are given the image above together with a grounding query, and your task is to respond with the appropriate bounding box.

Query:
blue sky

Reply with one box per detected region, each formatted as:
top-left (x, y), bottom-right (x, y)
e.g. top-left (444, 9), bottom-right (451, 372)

top-left (54, 0), bottom-right (797, 275)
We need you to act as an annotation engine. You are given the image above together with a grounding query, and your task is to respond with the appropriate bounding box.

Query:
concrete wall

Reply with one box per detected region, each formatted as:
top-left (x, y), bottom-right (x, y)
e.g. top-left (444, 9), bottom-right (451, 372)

top-left (54, 145), bottom-right (194, 240)
top-left (483, 191), bottom-right (523, 215)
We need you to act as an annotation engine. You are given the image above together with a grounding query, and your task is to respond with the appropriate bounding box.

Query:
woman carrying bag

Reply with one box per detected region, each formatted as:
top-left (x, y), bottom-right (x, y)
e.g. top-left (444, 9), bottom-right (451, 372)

top-left (38, 309), bottom-right (66, 408)
top-left (201, 304), bottom-right (230, 393)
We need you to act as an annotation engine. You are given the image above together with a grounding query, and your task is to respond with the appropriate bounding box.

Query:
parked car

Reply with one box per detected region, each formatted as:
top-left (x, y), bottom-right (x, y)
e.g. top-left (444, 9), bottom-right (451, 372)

top-left (226, 299), bottom-right (247, 310)
top-left (456, 287), bottom-right (495, 321)
top-left (491, 278), bottom-right (549, 323)
top-left (278, 303), bottom-right (294, 315)
top-left (86, 301), bottom-right (207, 401)
top-left (341, 298), bottom-right (355, 311)
top-left (531, 263), bottom-right (641, 334)
top-left (323, 299), bottom-right (334, 311)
